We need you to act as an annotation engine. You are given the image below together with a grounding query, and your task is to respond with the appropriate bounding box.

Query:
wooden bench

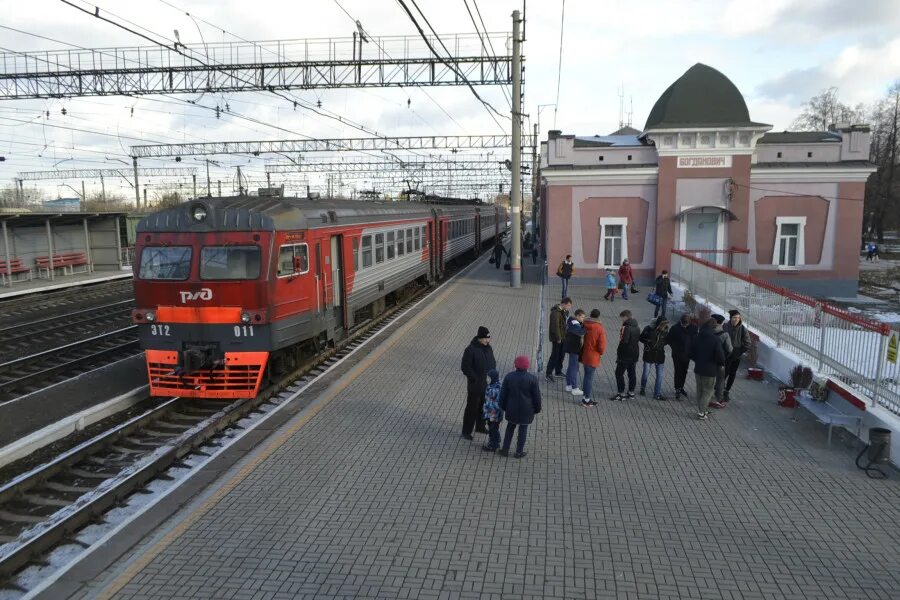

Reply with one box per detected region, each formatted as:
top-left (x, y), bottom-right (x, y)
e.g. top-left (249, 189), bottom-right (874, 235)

top-left (792, 380), bottom-right (864, 446)
top-left (35, 252), bottom-right (91, 278)
top-left (0, 257), bottom-right (33, 285)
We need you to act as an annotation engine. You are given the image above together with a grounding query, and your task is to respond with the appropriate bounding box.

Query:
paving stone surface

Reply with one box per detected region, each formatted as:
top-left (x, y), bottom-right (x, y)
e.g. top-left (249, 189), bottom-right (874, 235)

top-left (90, 260), bottom-right (900, 600)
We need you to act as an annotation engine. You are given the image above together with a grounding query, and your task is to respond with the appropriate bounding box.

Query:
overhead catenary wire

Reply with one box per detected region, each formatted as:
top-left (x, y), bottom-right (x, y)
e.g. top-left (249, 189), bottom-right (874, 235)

top-left (553, 0), bottom-right (565, 129)
top-left (462, 0), bottom-right (512, 109)
top-left (395, 0), bottom-right (508, 133)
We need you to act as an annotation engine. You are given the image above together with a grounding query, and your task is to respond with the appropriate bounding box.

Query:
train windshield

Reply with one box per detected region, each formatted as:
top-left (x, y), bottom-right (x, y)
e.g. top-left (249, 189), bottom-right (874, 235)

top-left (200, 245), bottom-right (261, 280)
top-left (139, 246), bottom-right (192, 280)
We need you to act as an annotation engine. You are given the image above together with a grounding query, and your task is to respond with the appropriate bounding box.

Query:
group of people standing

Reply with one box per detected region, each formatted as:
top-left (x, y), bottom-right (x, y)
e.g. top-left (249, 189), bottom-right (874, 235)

top-left (544, 290), bottom-right (751, 420)
top-left (460, 326), bottom-right (542, 458)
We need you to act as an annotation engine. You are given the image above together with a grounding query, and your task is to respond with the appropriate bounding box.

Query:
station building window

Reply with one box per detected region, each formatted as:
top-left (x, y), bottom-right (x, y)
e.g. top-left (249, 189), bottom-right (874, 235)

top-left (598, 217), bottom-right (627, 268)
top-left (775, 216), bottom-right (806, 268)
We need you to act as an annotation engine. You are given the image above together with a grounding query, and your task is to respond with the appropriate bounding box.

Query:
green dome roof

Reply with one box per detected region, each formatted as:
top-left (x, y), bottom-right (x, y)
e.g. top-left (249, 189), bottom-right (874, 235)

top-left (644, 63), bottom-right (756, 130)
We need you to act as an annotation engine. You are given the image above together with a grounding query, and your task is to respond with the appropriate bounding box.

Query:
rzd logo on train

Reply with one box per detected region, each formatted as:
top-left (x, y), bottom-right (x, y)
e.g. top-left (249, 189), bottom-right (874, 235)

top-left (179, 288), bottom-right (213, 303)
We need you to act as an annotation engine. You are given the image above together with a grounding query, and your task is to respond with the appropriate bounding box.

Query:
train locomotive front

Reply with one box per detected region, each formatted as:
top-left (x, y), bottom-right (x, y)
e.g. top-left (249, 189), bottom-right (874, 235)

top-left (131, 198), bottom-right (312, 399)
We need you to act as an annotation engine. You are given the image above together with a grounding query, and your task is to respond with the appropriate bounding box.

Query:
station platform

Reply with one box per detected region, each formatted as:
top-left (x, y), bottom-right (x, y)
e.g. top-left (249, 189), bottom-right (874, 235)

top-left (47, 257), bottom-right (900, 600)
top-left (0, 270), bottom-right (131, 300)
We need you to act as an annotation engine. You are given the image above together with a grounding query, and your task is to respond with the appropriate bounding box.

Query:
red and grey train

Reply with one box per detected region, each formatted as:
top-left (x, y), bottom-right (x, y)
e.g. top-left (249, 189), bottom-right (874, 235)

top-left (131, 196), bottom-right (509, 399)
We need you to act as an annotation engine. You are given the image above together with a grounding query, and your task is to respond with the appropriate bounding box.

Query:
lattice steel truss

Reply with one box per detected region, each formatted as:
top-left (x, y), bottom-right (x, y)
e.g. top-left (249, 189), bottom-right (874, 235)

top-left (264, 160), bottom-right (505, 174)
top-left (17, 167), bottom-right (197, 181)
top-left (130, 135), bottom-right (516, 158)
top-left (0, 34), bottom-right (512, 99)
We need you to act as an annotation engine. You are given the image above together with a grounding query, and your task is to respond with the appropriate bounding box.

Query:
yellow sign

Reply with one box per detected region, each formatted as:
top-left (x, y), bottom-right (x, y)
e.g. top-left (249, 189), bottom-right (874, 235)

top-left (888, 333), bottom-right (898, 364)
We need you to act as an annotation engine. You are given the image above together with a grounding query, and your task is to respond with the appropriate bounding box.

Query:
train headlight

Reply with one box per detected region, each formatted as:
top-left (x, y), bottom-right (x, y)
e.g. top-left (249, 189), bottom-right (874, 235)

top-left (145, 310), bottom-right (156, 322)
top-left (191, 204), bottom-right (208, 222)
top-left (241, 311), bottom-right (251, 324)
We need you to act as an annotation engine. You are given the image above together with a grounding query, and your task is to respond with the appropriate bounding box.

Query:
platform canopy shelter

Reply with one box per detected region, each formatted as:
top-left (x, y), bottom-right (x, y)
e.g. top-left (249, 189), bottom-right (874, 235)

top-left (0, 211), bottom-right (126, 285)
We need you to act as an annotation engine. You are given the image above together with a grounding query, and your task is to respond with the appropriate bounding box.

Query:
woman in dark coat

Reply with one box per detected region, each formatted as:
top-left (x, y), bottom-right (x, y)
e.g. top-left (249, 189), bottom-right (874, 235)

top-left (460, 326), bottom-right (497, 438)
top-left (498, 355), bottom-right (542, 458)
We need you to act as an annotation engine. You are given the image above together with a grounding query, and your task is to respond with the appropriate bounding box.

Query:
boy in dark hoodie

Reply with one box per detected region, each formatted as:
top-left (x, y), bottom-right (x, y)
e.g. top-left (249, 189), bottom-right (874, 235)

top-left (639, 316), bottom-right (670, 400)
top-left (498, 356), bottom-right (542, 458)
top-left (612, 310), bottom-right (640, 401)
top-left (564, 309), bottom-right (587, 396)
top-left (482, 369), bottom-right (503, 451)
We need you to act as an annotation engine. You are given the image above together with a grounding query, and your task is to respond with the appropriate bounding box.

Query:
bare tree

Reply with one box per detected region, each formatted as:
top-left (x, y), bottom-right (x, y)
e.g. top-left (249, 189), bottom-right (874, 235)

top-left (865, 81), bottom-right (900, 241)
top-left (791, 87), bottom-right (868, 131)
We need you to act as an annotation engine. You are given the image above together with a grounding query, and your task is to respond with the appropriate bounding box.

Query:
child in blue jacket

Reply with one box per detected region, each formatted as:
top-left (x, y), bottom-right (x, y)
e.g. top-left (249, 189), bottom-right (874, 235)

top-left (603, 269), bottom-right (617, 301)
top-left (482, 369), bottom-right (503, 451)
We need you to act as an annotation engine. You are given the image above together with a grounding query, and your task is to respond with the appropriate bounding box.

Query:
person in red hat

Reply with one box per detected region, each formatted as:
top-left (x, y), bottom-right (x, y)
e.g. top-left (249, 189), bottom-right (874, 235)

top-left (497, 355), bottom-right (542, 458)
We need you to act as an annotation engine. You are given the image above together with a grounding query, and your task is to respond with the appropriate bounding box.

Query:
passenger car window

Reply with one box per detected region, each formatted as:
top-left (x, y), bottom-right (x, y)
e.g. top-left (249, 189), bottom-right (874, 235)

top-left (375, 233), bottom-right (385, 263)
top-left (414, 228), bottom-right (421, 251)
top-left (362, 235), bottom-right (372, 268)
top-left (277, 244), bottom-right (309, 277)
top-left (200, 246), bottom-right (261, 280)
top-left (406, 228), bottom-right (413, 253)
top-left (397, 230), bottom-right (405, 256)
top-left (139, 246), bottom-right (192, 280)
top-left (387, 231), bottom-right (395, 260)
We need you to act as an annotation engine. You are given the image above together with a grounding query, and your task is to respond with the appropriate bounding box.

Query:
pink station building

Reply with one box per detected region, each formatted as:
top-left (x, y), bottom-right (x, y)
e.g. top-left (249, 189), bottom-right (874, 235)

top-left (538, 63), bottom-right (874, 297)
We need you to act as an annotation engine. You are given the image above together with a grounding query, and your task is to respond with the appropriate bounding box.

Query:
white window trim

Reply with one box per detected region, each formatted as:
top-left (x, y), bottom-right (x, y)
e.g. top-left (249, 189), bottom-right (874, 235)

top-left (774, 216), bottom-right (806, 269)
top-left (276, 243), bottom-right (310, 278)
top-left (598, 217), bottom-right (627, 268)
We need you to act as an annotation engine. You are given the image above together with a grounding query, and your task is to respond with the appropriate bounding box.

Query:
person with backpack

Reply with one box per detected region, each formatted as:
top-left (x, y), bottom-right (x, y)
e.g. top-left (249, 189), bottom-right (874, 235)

top-left (612, 309), bottom-right (640, 401)
top-left (545, 297), bottom-right (572, 382)
top-left (722, 309), bottom-right (751, 403)
top-left (556, 254), bottom-right (575, 298)
top-left (709, 314), bottom-right (733, 409)
top-left (492, 240), bottom-right (507, 270)
top-left (579, 309), bottom-right (607, 407)
top-left (639, 316), bottom-right (670, 401)
top-left (481, 369), bottom-right (503, 452)
top-left (498, 355), bottom-right (542, 458)
top-left (666, 313), bottom-right (697, 400)
top-left (603, 269), bottom-right (618, 301)
top-left (618, 259), bottom-right (634, 300)
top-left (564, 309), bottom-right (587, 396)
top-left (653, 270), bottom-right (674, 319)
top-left (691, 319), bottom-right (727, 420)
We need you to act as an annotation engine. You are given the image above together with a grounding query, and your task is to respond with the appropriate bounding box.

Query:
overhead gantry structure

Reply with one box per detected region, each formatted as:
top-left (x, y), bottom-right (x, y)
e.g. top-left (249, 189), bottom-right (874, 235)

top-left (0, 33), bottom-right (512, 99)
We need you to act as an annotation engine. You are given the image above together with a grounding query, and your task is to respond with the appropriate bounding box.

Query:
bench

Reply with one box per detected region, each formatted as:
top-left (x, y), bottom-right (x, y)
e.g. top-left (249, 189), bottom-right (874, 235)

top-left (35, 252), bottom-right (91, 278)
top-left (792, 380), bottom-right (864, 446)
top-left (0, 257), bottom-right (33, 285)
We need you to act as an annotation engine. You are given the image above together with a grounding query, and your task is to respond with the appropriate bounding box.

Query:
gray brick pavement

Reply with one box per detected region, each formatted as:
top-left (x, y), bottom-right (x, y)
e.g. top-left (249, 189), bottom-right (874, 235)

top-left (92, 260), bottom-right (900, 600)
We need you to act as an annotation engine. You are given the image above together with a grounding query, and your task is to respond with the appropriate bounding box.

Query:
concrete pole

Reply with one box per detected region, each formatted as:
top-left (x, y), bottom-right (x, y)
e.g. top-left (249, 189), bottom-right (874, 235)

top-left (82, 218), bottom-right (93, 271)
top-left (100, 173), bottom-right (106, 203)
top-left (143, 187), bottom-right (148, 208)
top-left (2, 220), bottom-right (11, 285)
top-left (266, 171), bottom-right (271, 188)
top-left (237, 166), bottom-right (244, 196)
top-left (81, 180), bottom-right (87, 202)
top-left (192, 174), bottom-right (197, 200)
top-left (206, 160), bottom-right (212, 197)
top-left (45, 218), bottom-right (55, 281)
top-left (14, 179), bottom-right (21, 204)
top-left (532, 122), bottom-right (539, 246)
top-left (217, 180), bottom-right (222, 197)
top-left (132, 157), bottom-right (140, 210)
top-left (510, 9), bottom-right (522, 288)
top-left (17, 179), bottom-right (23, 203)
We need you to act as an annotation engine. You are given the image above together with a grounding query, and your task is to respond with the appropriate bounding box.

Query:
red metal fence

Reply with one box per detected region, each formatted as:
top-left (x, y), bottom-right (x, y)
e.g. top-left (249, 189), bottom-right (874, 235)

top-left (671, 249), bottom-right (896, 414)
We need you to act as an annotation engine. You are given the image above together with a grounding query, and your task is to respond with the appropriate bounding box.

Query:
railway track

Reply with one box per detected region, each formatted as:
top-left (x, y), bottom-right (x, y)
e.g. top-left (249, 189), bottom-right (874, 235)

top-left (0, 300), bottom-right (134, 361)
top-left (0, 279), bottom-right (133, 326)
top-left (0, 282), bottom-right (431, 585)
top-left (0, 327), bottom-right (141, 402)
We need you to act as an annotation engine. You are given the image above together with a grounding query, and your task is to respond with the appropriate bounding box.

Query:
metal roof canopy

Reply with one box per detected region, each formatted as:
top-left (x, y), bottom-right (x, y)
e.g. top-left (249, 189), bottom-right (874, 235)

top-left (674, 205), bottom-right (739, 221)
top-left (0, 211), bottom-right (128, 227)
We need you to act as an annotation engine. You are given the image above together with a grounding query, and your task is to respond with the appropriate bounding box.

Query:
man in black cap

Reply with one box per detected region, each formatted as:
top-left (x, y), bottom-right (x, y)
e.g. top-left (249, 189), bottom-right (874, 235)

top-left (709, 314), bottom-right (733, 409)
top-left (460, 326), bottom-right (497, 439)
top-left (723, 309), bottom-right (751, 403)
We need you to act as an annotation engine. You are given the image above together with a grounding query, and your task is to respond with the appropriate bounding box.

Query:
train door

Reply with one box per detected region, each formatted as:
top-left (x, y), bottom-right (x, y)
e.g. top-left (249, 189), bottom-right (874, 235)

top-left (427, 221), bottom-right (435, 281)
top-left (330, 235), bottom-right (345, 327)
top-left (315, 241), bottom-right (325, 315)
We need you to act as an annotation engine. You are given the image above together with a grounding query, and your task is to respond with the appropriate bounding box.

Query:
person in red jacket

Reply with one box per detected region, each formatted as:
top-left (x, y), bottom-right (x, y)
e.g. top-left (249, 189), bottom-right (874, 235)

top-left (618, 259), bottom-right (634, 300)
top-left (578, 309), bottom-right (607, 407)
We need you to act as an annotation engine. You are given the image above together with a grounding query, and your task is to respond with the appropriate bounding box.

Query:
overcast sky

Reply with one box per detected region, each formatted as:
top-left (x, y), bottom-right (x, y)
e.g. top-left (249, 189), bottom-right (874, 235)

top-left (1, 0), bottom-right (899, 199)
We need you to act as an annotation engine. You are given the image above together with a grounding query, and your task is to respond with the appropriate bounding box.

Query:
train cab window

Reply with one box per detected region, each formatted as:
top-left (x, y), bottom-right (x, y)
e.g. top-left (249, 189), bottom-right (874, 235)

top-left (200, 246), bottom-right (261, 280)
top-left (361, 235), bottom-right (373, 268)
top-left (375, 233), bottom-right (385, 263)
top-left (276, 243), bottom-right (309, 277)
top-left (397, 230), bottom-right (405, 256)
top-left (406, 228), bottom-right (414, 253)
top-left (386, 231), bottom-right (395, 260)
top-left (139, 246), bottom-right (192, 280)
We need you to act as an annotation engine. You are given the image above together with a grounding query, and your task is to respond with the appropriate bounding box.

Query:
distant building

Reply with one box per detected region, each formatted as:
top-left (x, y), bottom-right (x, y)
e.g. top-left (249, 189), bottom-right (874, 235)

top-left (539, 63), bottom-right (875, 297)
top-left (42, 197), bottom-right (81, 212)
